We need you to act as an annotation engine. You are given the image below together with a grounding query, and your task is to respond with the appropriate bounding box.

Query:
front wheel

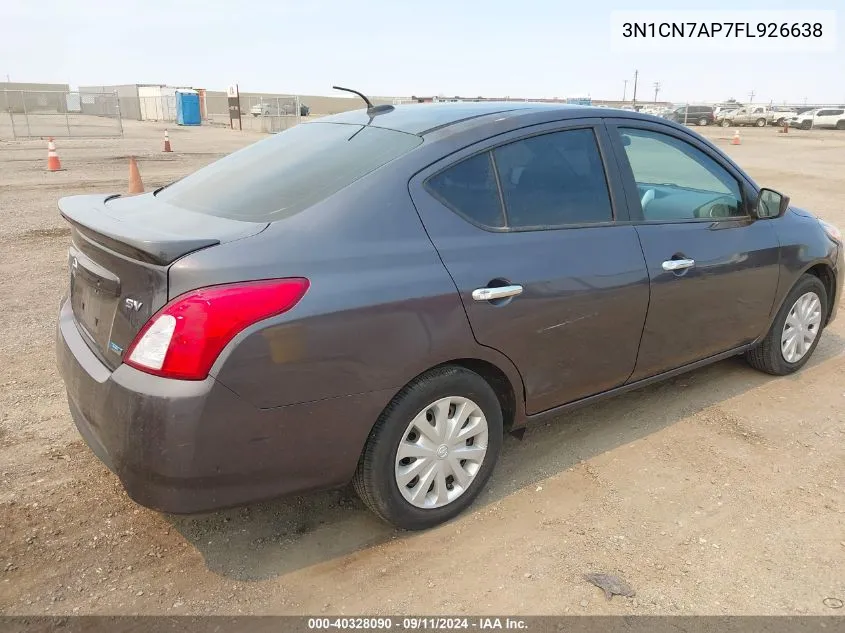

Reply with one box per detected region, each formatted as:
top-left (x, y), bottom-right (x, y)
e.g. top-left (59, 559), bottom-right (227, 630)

top-left (836, 120), bottom-right (845, 130)
top-left (721, 119), bottom-right (731, 128)
top-left (801, 120), bottom-right (813, 130)
top-left (353, 366), bottom-right (503, 530)
top-left (746, 274), bottom-right (827, 375)
top-left (755, 118), bottom-right (767, 127)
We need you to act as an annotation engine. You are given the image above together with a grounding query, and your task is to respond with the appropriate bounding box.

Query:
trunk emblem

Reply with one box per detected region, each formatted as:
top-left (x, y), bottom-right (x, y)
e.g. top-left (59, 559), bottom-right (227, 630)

top-left (124, 298), bottom-right (143, 312)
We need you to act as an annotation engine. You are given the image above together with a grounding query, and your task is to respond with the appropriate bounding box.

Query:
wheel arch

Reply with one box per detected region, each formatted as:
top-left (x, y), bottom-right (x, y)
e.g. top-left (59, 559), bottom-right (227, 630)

top-left (377, 356), bottom-right (525, 439)
top-left (804, 262), bottom-right (837, 324)
top-left (432, 358), bottom-right (519, 433)
top-left (770, 261), bottom-right (836, 327)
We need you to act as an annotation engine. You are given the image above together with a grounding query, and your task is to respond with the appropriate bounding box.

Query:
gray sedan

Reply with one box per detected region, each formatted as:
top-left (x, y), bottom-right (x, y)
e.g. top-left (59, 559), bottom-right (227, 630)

top-left (57, 101), bottom-right (843, 529)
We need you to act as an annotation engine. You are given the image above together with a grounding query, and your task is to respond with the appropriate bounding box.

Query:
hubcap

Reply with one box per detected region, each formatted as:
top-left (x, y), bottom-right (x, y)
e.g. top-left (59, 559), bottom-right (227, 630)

top-left (394, 396), bottom-right (489, 509)
top-left (781, 292), bottom-right (822, 363)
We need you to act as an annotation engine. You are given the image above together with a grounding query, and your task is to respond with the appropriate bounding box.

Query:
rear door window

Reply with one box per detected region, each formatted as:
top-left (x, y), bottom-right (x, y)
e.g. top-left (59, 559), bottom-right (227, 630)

top-left (492, 128), bottom-right (613, 228)
top-left (156, 122), bottom-right (422, 222)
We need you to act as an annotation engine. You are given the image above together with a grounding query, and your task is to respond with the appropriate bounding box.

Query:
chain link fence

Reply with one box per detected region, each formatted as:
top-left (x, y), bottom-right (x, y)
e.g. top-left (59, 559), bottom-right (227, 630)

top-left (1, 90), bottom-right (123, 139)
top-left (118, 92), bottom-right (301, 133)
top-left (238, 95), bottom-right (301, 133)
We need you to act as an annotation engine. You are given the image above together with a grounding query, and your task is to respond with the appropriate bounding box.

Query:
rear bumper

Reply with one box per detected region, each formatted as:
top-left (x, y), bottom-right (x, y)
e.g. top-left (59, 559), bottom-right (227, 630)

top-left (56, 298), bottom-right (392, 514)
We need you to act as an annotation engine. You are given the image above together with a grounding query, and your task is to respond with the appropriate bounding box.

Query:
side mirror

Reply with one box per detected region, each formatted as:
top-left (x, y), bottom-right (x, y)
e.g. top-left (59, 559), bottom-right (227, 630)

top-left (755, 188), bottom-right (790, 219)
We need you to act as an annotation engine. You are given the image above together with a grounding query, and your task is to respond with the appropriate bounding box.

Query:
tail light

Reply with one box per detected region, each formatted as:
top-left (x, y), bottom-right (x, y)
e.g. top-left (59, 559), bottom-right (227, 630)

top-left (124, 278), bottom-right (310, 380)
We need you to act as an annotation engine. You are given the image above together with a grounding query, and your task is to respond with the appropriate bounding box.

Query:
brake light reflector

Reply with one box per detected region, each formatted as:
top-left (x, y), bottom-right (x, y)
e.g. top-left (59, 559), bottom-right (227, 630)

top-left (124, 278), bottom-right (309, 380)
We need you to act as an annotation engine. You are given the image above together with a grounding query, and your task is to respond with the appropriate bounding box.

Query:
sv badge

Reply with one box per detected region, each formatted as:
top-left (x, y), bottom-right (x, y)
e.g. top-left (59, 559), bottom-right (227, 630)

top-left (124, 298), bottom-right (143, 312)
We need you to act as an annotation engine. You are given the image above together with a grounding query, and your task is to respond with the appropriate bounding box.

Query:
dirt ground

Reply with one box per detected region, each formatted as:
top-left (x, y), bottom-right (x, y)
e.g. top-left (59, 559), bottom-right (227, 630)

top-left (1, 120), bottom-right (844, 616)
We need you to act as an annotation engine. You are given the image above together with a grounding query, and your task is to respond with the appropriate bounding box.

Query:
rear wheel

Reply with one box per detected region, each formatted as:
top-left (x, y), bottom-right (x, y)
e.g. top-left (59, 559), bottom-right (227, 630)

top-left (836, 120), bottom-right (845, 130)
top-left (353, 366), bottom-right (503, 530)
top-left (721, 119), bottom-right (731, 128)
top-left (746, 274), bottom-right (827, 375)
top-left (698, 117), bottom-right (709, 126)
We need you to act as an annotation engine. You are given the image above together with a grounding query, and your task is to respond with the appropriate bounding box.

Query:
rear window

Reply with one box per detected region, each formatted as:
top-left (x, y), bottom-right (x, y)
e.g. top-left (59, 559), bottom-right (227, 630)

top-left (156, 122), bottom-right (422, 222)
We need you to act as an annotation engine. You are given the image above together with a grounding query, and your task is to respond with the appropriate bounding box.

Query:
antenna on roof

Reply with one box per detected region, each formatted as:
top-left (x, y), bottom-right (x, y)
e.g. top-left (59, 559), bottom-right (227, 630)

top-left (332, 85), bottom-right (374, 109)
top-left (332, 85), bottom-right (394, 116)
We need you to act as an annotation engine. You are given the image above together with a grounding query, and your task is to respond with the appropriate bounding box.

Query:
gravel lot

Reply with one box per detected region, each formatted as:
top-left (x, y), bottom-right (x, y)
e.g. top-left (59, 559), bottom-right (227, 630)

top-left (1, 120), bottom-right (844, 616)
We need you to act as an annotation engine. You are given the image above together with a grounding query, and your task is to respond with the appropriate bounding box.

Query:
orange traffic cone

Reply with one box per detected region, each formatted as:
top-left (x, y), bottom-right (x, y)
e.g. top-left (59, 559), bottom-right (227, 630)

top-left (731, 130), bottom-right (741, 145)
top-left (46, 138), bottom-right (63, 171)
top-left (128, 157), bottom-right (144, 194)
top-left (163, 129), bottom-right (172, 153)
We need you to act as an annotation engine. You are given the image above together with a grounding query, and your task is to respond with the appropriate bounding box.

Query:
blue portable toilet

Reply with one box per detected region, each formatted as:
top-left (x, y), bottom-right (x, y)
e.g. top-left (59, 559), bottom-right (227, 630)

top-left (176, 90), bottom-right (201, 126)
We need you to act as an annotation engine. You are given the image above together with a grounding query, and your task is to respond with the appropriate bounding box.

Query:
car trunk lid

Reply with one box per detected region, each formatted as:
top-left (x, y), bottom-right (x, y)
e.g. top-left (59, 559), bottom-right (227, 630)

top-left (59, 193), bottom-right (267, 369)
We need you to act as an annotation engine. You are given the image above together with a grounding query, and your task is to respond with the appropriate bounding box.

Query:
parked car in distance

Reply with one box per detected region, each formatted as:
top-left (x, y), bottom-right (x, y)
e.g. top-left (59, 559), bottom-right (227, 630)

top-left (666, 105), bottom-right (715, 126)
top-left (720, 105), bottom-right (776, 127)
top-left (790, 107), bottom-right (845, 130)
top-left (713, 104), bottom-right (742, 119)
top-left (56, 101), bottom-right (844, 530)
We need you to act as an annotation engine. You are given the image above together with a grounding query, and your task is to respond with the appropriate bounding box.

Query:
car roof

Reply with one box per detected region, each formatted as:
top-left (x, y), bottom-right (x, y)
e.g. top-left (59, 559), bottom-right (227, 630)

top-left (314, 102), bottom-right (615, 135)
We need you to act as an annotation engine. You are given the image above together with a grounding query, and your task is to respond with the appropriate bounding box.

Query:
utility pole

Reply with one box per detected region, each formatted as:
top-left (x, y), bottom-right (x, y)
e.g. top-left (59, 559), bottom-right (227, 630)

top-left (653, 81), bottom-right (661, 103)
top-left (748, 90), bottom-right (755, 103)
top-left (632, 70), bottom-right (639, 106)
top-left (623, 79), bottom-right (628, 102)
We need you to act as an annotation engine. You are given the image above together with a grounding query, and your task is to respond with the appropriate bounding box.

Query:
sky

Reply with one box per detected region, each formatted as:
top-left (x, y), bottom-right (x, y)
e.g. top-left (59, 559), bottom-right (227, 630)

top-left (2, 0), bottom-right (843, 104)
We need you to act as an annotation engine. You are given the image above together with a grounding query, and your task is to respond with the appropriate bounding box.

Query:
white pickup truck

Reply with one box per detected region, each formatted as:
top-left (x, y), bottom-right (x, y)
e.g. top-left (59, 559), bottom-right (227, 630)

top-left (719, 106), bottom-right (794, 128)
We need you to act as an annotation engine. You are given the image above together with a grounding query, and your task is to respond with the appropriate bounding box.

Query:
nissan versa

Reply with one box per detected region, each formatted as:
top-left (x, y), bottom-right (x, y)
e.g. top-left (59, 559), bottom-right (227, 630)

top-left (56, 100), bottom-right (843, 530)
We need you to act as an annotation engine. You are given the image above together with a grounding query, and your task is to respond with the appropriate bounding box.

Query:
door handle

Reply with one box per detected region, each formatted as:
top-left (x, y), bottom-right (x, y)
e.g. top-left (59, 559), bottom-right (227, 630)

top-left (662, 258), bottom-right (695, 272)
top-left (472, 285), bottom-right (523, 302)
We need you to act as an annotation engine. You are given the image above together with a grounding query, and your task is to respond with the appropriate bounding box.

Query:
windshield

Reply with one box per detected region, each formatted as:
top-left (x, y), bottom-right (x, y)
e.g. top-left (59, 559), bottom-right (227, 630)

top-left (157, 122), bottom-right (422, 222)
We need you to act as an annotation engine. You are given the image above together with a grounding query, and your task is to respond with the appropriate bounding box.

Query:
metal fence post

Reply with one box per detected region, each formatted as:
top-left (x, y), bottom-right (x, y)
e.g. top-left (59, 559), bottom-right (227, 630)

top-left (115, 91), bottom-right (124, 137)
top-left (64, 92), bottom-right (71, 137)
top-left (21, 90), bottom-right (31, 137)
top-left (4, 91), bottom-right (17, 139)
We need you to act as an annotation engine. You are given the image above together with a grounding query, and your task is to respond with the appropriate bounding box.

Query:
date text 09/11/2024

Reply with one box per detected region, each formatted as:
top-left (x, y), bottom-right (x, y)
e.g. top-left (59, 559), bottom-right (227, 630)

top-left (622, 22), bottom-right (823, 38)
top-left (307, 618), bottom-right (528, 630)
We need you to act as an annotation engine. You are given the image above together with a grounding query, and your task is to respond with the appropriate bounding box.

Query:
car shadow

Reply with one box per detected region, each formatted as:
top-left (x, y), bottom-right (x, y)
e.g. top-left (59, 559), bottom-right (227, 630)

top-left (166, 331), bottom-right (845, 582)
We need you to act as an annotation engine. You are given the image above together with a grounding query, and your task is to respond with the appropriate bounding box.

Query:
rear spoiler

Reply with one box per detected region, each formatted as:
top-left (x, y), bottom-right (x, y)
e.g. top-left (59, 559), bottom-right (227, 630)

top-left (58, 194), bottom-right (223, 266)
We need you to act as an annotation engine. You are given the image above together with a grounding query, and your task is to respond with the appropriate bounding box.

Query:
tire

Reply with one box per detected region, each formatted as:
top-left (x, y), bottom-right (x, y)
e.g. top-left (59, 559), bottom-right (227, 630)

top-left (746, 274), bottom-right (828, 376)
top-left (698, 117), bottom-right (708, 126)
top-left (755, 118), bottom-right (767, 127)
top-left (776, 117), bottom-right (786, 127)
top-left (353, 366), bottom-right (504, 530)
top-left (721, 119), bottom-right (731, 128)
top-left (801, 120), bottom-right (812, 130)
top-left (836, 120), bottom-right (845, 130)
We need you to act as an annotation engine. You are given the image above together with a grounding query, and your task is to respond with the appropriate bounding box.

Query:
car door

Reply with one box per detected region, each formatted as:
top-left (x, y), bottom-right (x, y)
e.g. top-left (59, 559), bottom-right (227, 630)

top-left (605, 120), bottom-right (782, 380)
top-left (817, 109), bottom-right (844, 128)
top-left (409, 121), bottom-right (650, 414)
